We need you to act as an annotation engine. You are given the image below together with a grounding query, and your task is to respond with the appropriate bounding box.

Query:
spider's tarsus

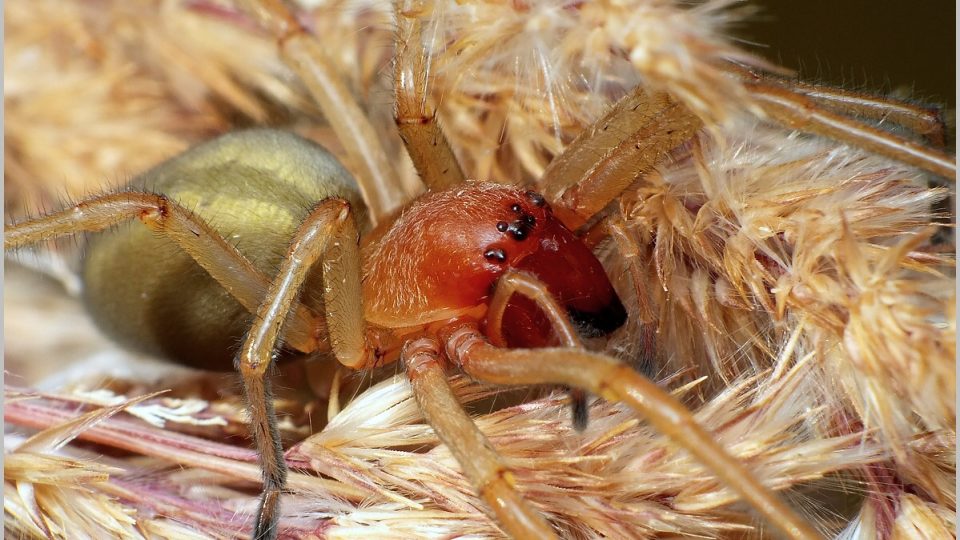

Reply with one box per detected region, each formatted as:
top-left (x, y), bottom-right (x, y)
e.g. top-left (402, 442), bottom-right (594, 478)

top-left (571, 388), bottom-right (589, 431)
top-left (254, 488), bottom-right (281, 540)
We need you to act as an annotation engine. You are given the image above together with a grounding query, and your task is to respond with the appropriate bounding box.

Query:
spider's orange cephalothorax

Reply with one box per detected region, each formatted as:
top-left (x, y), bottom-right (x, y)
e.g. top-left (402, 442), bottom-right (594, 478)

top-left (362, 183), bottom-right (626, 346)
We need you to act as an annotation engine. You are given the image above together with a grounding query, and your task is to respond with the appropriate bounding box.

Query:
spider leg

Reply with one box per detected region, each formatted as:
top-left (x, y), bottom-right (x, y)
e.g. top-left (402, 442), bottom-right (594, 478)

top-left (484, 270), bottom-right (593, 429)
top-left (539, 87), bottom-right (703, 230)
top-left (395, 1), bottom-right (466, 192)
top-left (605, 215), bottom-right (658, 325)
top-left (741, 76), bottom-right (955, 180)
top-left (237, 0), bottom-right (405, 223)
top-left (247, 195), bottom-right (554, 537)
top-left (235, 197), bottom-right (376, 538)
top-left (455, 270), bottom-right (822, 540)
top-left (3, 191), bottom-right (322, 354)
top-left (485, 271), bottom-right (579, 348)
top-left (541, 67), bottom-right (954, 233)
top-left (403, 337), bottom-right (558, 539)
top-left (732, 66), bottom-right (948, 147)
top-left (723, 65), bottom-right (952, 173)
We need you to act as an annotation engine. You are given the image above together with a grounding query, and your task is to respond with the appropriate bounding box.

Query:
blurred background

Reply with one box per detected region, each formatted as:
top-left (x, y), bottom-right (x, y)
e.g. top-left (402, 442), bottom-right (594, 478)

top-left (738, 1), bottom-right (955, 111)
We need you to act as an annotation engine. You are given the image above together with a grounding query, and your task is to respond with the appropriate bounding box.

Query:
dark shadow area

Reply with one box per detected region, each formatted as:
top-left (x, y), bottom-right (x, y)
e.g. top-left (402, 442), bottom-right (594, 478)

top-left (735, 1), bottom-right (955, 110)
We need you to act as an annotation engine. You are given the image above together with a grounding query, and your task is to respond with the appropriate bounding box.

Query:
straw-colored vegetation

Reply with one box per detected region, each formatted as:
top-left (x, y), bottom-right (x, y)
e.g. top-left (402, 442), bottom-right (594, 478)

top-left (5, 0), bottom-right (954, 538)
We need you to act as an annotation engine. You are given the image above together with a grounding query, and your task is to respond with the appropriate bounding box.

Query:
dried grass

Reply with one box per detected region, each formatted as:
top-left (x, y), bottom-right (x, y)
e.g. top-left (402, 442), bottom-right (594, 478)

top-left (4, 0), bottom-right (955, 538)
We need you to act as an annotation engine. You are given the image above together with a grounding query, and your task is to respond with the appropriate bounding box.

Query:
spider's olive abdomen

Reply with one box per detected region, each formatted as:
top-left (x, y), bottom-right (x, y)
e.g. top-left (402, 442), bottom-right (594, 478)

top-left (82, 130), bottom-right (366, 370)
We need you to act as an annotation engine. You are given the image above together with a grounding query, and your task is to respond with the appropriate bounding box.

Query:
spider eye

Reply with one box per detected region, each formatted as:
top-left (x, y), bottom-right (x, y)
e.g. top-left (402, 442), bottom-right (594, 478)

top-left (507, 225), bottom-right (528, 241)
top-left (505, 210), bottom-right (627, 344)
top-left (524, 190), bottom-right (546, 207)
top-left (484, 248), bottom-right (507, 263)
top-left (496, 203), bottom-right (538, 241)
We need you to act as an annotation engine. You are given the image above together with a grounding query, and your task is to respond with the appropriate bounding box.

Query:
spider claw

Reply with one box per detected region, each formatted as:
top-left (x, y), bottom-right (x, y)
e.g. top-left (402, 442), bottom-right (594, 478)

top-left (570, 388), bottom-right (589, 431)
top-left (254, 488), bottom-right (282, 540)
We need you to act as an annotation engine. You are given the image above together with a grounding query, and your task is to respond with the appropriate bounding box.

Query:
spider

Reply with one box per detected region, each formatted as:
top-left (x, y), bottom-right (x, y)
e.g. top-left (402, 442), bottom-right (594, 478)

top-left (5, 1), bottom-right (954, 539)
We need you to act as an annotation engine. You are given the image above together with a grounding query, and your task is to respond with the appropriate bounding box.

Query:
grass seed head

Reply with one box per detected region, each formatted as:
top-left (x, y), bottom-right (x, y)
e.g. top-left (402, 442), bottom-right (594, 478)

top-left (4, 0), bottom-right (954, 538)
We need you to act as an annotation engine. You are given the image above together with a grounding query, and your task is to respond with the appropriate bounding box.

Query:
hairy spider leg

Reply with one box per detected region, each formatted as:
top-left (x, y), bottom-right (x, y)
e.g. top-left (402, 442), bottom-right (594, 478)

top-left (395, 0), bottom-right (467, 193)
top-left (730, 66), bottom-right (948, 148)
top-left (538, 87), bottom-right (704, 230)
top-left (604, 215), bottom-right (658, 325)
top-left (716, 65), bottom-right (955, 180)
top-left (231, 197), bottom-right (366, 538)
top-left (747, 80), bottom-right (955, 180)
top-left (237, 0), bottom-right (406, 222)
top-left (230, 195), bottom-right (561, 538)
top-left (454, 270), bottom-right (823, 540)
top-left (403, 338), bottom-right (558, 539)
top-left (539, 63), bottom-right (954, 234)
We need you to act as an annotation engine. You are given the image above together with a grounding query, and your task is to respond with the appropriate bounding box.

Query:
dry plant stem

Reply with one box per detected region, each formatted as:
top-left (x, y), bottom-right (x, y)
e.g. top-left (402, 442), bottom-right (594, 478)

top-left (540, 88), bottom-right (703, 229)
top-left (404, 338), bottom-right (559, 540)
top-left (461, 274), bottom-right (822, 540)
top-left (748, 81), bottom-right (956, 180)
top-left (2, 192), bottom-right (320, 352)
top-left (238, 0), bottom-right (403, 223)
top-left (237, 198), bottom-right (363, 539)
top-left (4, 398), bottom-right (369, 501)
top-left (395, 1), bottom-right (466, 192)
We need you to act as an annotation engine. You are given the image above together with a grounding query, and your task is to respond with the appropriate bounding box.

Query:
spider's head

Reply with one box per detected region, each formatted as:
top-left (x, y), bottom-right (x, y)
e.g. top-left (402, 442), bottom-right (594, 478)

top-left (364, 183), bottom-right (626, 346)
top-left (418, 184), bottom-right (627, 347)
top-left (481, 188), bottom-right (627, 348)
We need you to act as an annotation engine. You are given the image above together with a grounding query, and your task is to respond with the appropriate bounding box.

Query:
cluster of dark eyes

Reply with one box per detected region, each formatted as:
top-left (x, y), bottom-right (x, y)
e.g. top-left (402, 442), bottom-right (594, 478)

top-left (484, 191), bottom-right (546, 264)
